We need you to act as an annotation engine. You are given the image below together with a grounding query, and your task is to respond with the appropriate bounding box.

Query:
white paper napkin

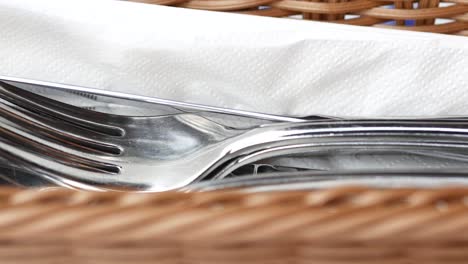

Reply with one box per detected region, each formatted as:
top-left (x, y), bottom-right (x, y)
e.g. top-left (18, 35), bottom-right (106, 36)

top-left (0, 0), bottom-right (467, 117)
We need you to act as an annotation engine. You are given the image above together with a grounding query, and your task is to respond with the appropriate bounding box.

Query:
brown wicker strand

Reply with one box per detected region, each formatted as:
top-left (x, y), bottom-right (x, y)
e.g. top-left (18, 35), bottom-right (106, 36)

top-left (131, 0), bottom-right (468, 35)
top-left (2, 187), bottom-right (468, 263)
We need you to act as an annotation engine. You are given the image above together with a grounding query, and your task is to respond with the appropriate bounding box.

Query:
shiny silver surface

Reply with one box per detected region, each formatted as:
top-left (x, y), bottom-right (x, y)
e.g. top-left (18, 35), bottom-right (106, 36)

top-left (3, 75), bottom-right (468, 122)
top-left (184, 170), bottom-right (468, 192)
top-left (212, 144), bottom-right (468, 180)
top-left (0, 75), bottom-right (324, 122)
top-left (4, 81), bottom-right (468, 191)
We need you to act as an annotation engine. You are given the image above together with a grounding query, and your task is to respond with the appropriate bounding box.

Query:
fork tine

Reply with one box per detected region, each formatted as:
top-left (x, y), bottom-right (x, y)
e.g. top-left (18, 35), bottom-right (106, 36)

top-left (0, 81), bottom-right (124, 137)
top-left (0, 150), bottom-right (62, 187)
top-left (0, 116), bottom-right (121, 174)
top-left (0, 143), bottom-right (106, 190)
top-left (0, 98), bottom-right (122, 155)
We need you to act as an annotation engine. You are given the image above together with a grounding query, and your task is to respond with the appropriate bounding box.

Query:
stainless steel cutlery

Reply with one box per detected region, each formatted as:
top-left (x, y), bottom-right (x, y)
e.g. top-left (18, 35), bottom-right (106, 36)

top-left (2, 76), bottom-right (468, 191)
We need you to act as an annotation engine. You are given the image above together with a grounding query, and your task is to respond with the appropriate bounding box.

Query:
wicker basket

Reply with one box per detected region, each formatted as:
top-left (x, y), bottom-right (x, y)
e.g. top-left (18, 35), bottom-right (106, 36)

top-left (2, 186), bottom-right (468, 263)
top-left (130, 0), bottom-right (468, 35)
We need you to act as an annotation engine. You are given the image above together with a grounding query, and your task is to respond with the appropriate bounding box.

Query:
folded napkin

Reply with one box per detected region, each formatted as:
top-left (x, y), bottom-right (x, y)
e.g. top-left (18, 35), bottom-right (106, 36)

top-left (0, 0), bottom-right (467, 117)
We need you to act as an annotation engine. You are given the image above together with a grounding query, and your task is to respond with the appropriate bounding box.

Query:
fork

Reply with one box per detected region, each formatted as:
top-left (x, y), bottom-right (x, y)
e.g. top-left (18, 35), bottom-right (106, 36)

top-left (4, 75), bottom-right (468, 123)
top-left (0, 75), bottom-right (325, 123)
top-left (185, 170), bottom-right (468, 192)
top-left (3, 82), bottom-right (468, 191)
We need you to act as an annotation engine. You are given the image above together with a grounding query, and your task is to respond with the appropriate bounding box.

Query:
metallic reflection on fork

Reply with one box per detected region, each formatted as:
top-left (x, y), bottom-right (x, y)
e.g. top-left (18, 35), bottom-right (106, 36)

top-left (0, 75), bottom-right (322, 123)
top-left (4, 82), bottom-right (468, 191)
top-left (185, 170), bottom-right (468, 192)
top-left (4, 75), bottom-right (468, 123)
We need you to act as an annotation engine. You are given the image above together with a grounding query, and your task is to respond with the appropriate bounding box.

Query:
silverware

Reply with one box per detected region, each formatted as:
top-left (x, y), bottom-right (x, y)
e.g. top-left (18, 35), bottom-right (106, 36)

top-left (184, 170), bottom-right (468, 192)
top-left (3, 75), bottom-right (468, 123)
top-left (4, 81), bottom-right (468, 191)
top-left (226, 148), bottom-right (468, 176)
top-left (0, 75), bottom-right (325, 123)
top-left (210, 139), bottom-right (468, 180)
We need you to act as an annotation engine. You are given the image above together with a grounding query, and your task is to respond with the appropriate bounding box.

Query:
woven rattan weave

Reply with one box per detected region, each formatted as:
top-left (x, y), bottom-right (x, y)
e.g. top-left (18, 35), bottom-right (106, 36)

top-left (1, 186), bottom-right (468, 263)
top-left (131, 0), bottom-right (468, 35)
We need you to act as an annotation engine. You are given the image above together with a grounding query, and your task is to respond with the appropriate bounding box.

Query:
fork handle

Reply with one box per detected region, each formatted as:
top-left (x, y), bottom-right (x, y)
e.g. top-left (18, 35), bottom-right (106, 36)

top-left (209, 119), bottom-right (468, 179)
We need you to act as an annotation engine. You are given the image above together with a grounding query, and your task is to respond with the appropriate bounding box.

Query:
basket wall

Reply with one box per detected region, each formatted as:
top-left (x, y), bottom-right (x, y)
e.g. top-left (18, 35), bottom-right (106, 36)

top-left (131, 0), bottom-right (468, 35)
top-left (1, 187), bottom-right (468, 263)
